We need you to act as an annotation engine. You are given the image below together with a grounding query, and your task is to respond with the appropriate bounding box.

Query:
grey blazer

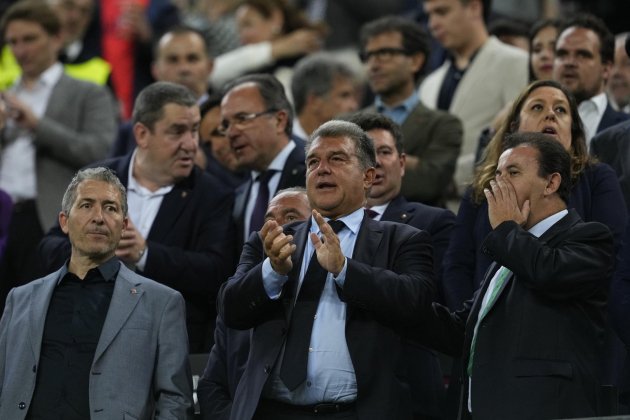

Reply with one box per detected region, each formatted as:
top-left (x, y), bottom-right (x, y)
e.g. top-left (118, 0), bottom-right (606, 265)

top-left (25, 73), bottom-right (116, 230)
top-left (0, 262), bottom-right (194, 419)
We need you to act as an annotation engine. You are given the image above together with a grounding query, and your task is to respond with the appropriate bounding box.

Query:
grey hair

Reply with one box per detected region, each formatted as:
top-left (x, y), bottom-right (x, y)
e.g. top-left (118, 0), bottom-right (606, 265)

top-left (307, 120), bottom-right (376, 170)
top-left (291, 53), bottom-right (356, 114)
top-left (274, 186), bottom-right (307, 197)
top-left (62, 167), bottom-right (127, 216)
top-left (132, 81), bottom-right (197, 130)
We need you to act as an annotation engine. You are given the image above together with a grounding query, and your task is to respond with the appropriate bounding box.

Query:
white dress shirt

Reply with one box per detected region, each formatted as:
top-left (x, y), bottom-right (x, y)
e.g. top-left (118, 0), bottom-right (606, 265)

top-left (578, 92), bottom-right (607, 149)
top-left (0, 63), bottom-right (63, 201)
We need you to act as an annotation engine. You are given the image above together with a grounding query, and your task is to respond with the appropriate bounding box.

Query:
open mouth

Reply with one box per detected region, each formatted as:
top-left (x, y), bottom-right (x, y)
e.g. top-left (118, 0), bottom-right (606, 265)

top-left (316, 181), bottom-right (337, 190)
top-left (541, 127), bottom-right (557, 135)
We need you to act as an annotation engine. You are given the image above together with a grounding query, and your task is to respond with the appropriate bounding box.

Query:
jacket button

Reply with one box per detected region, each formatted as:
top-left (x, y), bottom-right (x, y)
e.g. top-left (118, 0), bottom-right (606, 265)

top-left (18, 402), bottom-right (26, 409)
top-left (264, 365), bottom-right (271, 374)
top-left (32, 365), bottom-right (37, 373)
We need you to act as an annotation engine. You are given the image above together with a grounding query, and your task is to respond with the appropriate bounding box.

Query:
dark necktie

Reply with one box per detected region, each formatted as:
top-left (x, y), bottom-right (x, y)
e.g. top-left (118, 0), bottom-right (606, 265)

top-left (279, 219), bottom-right (346, 390)
top-left (249, 170), bottom-right (276, 234)
top-left (365, 208), bottom-right (378, 219)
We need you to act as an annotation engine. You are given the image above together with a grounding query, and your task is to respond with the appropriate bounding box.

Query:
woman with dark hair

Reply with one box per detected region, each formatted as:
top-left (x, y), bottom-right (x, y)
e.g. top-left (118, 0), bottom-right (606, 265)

top-left (529, 18), bottom-right (561, 81)
top-left (443, 79), bottom-right (627, 311)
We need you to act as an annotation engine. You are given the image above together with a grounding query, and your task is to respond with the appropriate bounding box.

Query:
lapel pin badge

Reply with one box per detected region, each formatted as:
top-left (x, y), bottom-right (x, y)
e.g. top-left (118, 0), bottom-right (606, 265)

top-left (130, 288), bottom-right (138, 294)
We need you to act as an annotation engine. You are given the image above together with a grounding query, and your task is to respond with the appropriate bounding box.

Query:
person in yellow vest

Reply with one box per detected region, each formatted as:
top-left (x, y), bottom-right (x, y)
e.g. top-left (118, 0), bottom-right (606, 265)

top-left (0, 0), bottom-right (112, 89)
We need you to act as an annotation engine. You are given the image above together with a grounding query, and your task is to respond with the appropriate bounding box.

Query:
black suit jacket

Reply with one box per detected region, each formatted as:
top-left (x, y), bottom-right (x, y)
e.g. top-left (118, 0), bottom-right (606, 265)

top-left (37, 153), bottom-right (235, 352)
top-left (381, 195), bottom-right (455, 418)
top-left (232, 140), bottom-right (306, 253)
top-left (424, 210), bottom-right (614, 419)
top-left (597, 101), bottom-right (630, 133)
top-left (591, 120), bottom-right (630, 210)
top-left (218, 216), bottom-right (435, 419)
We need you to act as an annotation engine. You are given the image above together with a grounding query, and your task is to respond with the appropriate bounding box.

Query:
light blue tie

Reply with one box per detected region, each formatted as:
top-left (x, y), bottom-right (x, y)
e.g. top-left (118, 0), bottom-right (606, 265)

top-left (467, 267), bottom-right (512, 376)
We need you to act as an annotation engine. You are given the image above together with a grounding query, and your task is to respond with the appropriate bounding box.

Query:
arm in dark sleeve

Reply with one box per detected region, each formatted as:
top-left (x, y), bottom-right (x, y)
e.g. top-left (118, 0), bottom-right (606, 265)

top-left (441, 191), bottom-right (482, 311)
top-left (610, 223), bottom-right (630, 345)
top-left (483, 218), bottom-right (614, 299)
top-left (341, 227), bottom-right (435, 325)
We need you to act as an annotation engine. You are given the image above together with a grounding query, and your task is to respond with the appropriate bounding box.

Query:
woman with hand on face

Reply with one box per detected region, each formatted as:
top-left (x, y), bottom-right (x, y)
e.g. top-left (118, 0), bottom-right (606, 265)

top-left (210, 0), bottom-right (325, 94)
top-left (443, 79), bottom-right (627, 311)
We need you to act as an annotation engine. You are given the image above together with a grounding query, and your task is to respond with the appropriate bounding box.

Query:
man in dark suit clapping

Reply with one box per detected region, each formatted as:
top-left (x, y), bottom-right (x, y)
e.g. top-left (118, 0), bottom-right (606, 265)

top-left (218, 120), bottom-right (435, 419)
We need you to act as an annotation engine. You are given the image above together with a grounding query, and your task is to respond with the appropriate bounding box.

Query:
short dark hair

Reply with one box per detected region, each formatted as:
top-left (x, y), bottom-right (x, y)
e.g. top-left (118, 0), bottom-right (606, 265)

top-left (132, 81), bottom-right (198, 130)
top-left (489, 17), bottom-right (529, 40)
top-left (291, 53), bottom-right (355, 114)
top-left (559, 13), bottom-right (615, 64)
top-left (307, 120), bottom-right (376, 170)
top-left (360, 15), bottom-right (429, 78)
top-left (154, 25), bottom-right (211, 59)
top-left (1, 0), bottom-right (61, 37)
top-left (62, 167), bottom-right (128, 216)
top-left (460, 0), bottom-right (492, 24)
top-left (504, 132), bottom-right (572, 204)
top-left (344, 112), bottom-right (404, 155)
top-left (222, 73), bottom-right (293, 136)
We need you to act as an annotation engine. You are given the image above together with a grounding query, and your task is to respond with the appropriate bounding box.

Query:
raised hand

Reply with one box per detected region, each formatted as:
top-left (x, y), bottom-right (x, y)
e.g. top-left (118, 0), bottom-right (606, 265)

top-left (310, 210), bottom-right (345, 276)
top-left (484, 179), bottom-right (530, 229)
top-left (116, 218), bottom-right (147, 264)
top-left (261, 219), bottom-right (295, 275)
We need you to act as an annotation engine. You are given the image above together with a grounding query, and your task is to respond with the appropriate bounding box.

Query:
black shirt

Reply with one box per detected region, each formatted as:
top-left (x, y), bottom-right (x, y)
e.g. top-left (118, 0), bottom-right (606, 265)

top-left (27, 258), bottom-right (119, 420)
top-left (436, 50), bottom-right (480, 111)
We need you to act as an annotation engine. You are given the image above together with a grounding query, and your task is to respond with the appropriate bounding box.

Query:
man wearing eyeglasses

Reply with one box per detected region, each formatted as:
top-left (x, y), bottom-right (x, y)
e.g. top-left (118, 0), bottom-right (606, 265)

top-left (221, 74), bottom-right (306, 252)
top-left (360, 16), bottom-right (463, 207)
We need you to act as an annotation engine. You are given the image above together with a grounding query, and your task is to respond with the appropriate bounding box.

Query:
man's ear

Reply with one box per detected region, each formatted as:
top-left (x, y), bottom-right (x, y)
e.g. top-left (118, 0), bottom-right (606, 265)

top-left (545, 172), bottom-right (562, 196)
top-left (274, 109), bottom-right (289, 135)
top-left (363, 167), bottom-right (376, 189)
top-left (133, 122), bottom-right (150, 148)
top-left (59, 211), bottom-right (69, 235)
top-left (409, 52), bottom-right (425, 75)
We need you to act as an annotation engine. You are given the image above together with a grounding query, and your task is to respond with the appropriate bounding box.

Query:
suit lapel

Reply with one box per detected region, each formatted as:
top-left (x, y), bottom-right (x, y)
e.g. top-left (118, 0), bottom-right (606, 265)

top-left (381, 195), bottom-right (412, 224)
top-left (93, 265), bottom-right (144, 362)
top-left (29, 272), bottom-right (60, 359)
top-left (148, 175), bottom-right (194, 241)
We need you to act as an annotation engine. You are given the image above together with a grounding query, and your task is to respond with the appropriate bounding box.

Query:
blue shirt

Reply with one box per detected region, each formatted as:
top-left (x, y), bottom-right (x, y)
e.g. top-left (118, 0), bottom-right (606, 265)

top-left (375, 91), bottom-right (419, 126)
top-left (261, 207), bottom-right (364, 404)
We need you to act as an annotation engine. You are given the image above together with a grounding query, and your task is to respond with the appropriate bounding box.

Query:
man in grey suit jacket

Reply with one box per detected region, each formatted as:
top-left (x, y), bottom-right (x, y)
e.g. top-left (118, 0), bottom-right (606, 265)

top-left (0, 167), bottom-right (193, 419)
top-left (0, 1), bottom-right (117, 285)
top-left (360, 16), bottom-right (463, 206)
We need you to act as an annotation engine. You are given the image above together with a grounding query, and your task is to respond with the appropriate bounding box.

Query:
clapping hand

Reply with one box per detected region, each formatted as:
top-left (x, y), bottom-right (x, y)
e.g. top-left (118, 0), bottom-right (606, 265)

top-left (261, 219), bottom-right (295, 275)
top-left (310, 210), bottom-right (345, 276)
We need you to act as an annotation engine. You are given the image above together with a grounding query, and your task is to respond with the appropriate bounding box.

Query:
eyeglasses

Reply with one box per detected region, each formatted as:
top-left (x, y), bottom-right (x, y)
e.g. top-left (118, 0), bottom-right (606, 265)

top-left (218, 109), bottom-right (278, 135)
top-left (360, 47), bottom-right (409, 63)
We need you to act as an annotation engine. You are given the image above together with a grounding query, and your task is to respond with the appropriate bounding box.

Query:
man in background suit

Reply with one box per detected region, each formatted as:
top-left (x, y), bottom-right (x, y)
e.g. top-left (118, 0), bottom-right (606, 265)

top-left (0, 0), bottom-right (117, 285)
top-left (349, 111), bottom-right (453, 419)
top-left (420, 0), bottom-right (528, 195)
top-left (591, 36), bottom-right (630, 210)
top-left (360, 16), bottom-right (462, 206)
top-left (221, 74), bottom-right (306, 250)
top-left (219, 120), bottom-right (435, 419)
top-left (38, 82), bottom-right (234, 353)
top-left (0, 167), bottom-right (193, 419)
top-left (554, 14), bottom-right (629, 149)
top-left (198, 187), bottom-right (311, 420)
top-left (423, 132), bottom-right (614, 419)
top-left (290, 53), bottom-right (359, 141)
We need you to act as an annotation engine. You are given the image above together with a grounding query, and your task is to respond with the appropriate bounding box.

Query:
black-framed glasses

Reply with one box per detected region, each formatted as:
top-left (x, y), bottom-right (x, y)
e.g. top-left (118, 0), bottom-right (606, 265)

top-left (218, 109), bottom-right (278, 135)
top-left (360, 47), bottom-right (409, 63)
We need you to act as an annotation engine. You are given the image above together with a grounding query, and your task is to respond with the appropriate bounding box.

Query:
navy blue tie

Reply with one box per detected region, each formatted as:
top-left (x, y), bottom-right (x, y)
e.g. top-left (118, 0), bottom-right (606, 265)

top-left (249, 170), bottom-right (276, 234)
top-left (280, 219), bottom-right (346, 390)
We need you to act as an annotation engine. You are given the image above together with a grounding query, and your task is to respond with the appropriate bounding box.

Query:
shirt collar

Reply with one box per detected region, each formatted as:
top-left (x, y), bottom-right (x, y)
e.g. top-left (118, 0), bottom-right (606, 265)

top-left (309, 207), bottom-right (365, 236)
top-left (375, 90), bottom-right (419, 113)
top-left (251, 139), bottom-right (296, 180)
top-left (292, 118), bottom-right (308, 141)
top-left (589, 92), bottom-right (608, 114)
top-left (58, 256), bottom-right (120, 285)
top-left (368, 202), bottom-right (389, 219)
top-left (527, 209), bottom-right (569, 238)
top-left (17, 62), bottom-right (63, 90)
